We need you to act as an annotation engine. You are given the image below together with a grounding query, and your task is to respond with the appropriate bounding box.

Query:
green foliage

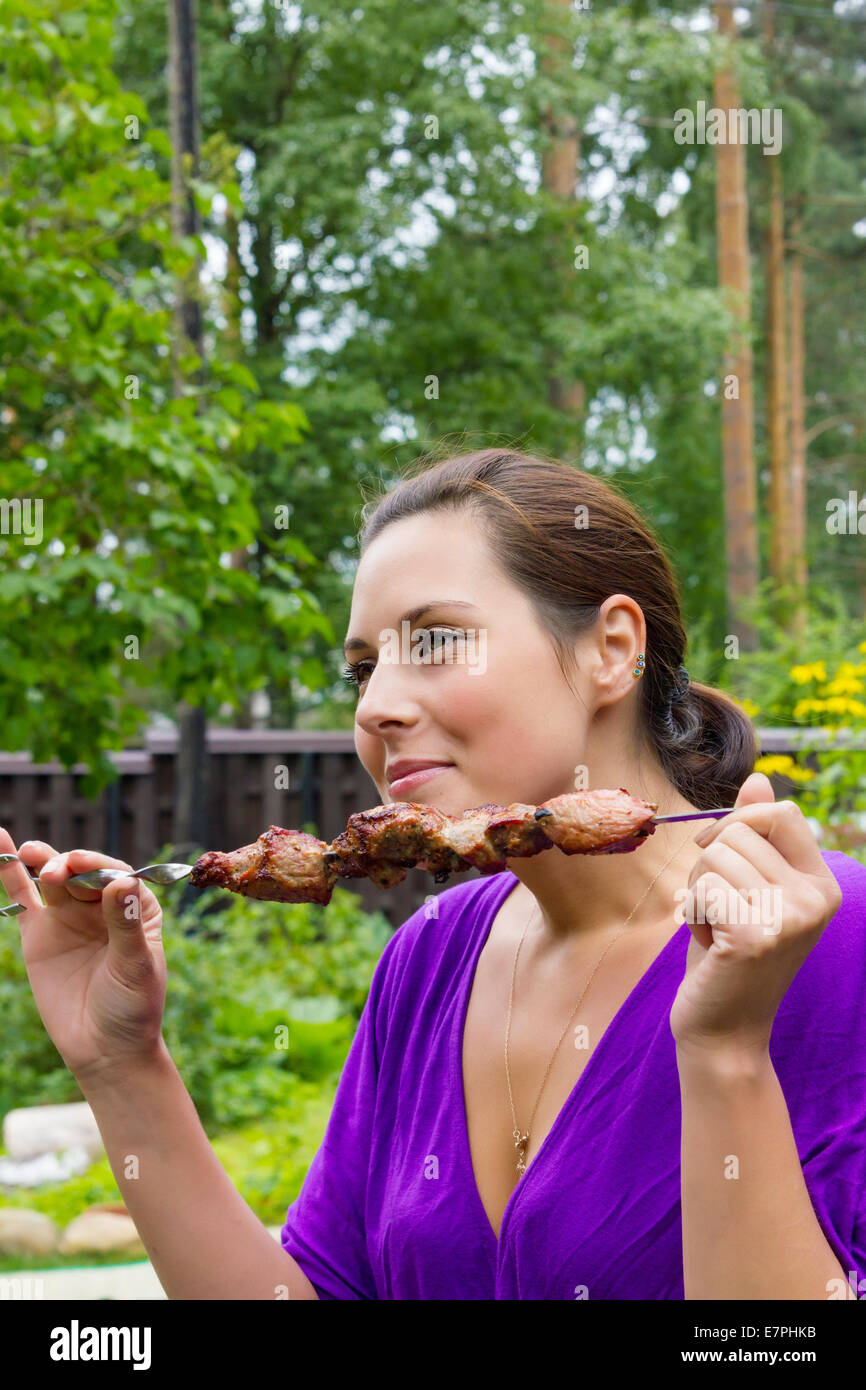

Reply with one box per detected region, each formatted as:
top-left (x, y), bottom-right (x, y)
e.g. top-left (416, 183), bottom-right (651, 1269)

top-left (743, 622), bottom-right (866, 865)
top-left (0, 870), bottom-right (391, 1129)
top-left (0, 0), bottom-right (331, 792)
top-left (108, 0), bottom-right (767, 728)
top-left (708, 580), bottom-right (866, 728)
top-left (0, 875), bottom-right (390, 1257)
top-left (0, 1155), bottom-right (125, 1233)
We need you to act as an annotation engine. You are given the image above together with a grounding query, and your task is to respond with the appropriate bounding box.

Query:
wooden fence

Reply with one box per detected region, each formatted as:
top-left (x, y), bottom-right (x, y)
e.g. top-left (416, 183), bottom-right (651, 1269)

top-left (0, 726), bottom-right (860, 926)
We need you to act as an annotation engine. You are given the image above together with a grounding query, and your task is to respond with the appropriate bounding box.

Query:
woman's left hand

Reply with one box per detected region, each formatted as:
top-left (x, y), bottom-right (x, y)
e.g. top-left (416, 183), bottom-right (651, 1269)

top-left (669, 772), bottom-right (843, 1058)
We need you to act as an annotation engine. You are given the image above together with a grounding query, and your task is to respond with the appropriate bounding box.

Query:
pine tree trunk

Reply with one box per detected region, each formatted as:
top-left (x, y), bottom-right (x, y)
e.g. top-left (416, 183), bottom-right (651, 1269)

top-left (540, 0), bottom-right (584, 433)
top-left (787, 218), bottom-right (808, 639)
top-left (167, 0), bottom-right (203, 396)
top-left (763, 2), bottom-right (801, 635)
top-left (167, 0), bottom-right (209, 846)
top-left (765, 156), bottom-right (791, 595)
top-left (714, 3), bottom-right (760, 653)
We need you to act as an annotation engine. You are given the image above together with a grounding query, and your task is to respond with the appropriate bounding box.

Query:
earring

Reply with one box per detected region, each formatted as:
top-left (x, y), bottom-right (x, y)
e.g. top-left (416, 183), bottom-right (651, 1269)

top-left (633, 652), bottom-right (645, 678)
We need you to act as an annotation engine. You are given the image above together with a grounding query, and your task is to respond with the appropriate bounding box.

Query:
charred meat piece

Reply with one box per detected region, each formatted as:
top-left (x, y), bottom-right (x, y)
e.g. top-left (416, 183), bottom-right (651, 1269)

top-left (329, 801), bottom-right (555, 883)
top-left (329, 802), bottom-right (455, 878)
top-left (431, 803), bottom-right (508, 876)
top-left (484, 803), bottom-right (556, 861)
top-left (437, 803), bottom-right (554, 876)
top-left (533, 788), bottom-right (657, 856)
top-left (190, 826), bottom-right (337, 904)
top-left (364, 859), bottom-right (410, 890)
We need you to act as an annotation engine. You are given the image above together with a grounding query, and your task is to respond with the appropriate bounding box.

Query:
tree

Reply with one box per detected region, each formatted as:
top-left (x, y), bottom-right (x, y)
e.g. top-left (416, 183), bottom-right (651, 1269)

top-left (0, 0), bottom-right (332, 798)
top-left (762, 2), bottom-right (795, 624)
top-left (112, 0), bottom-right (738, 717)
top-left (712, 1), bottom-right (759, 652)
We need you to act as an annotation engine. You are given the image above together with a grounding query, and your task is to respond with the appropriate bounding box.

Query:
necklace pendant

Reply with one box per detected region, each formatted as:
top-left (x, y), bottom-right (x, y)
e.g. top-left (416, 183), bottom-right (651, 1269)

top-left (512, 1128), bottom-right (529, 1176)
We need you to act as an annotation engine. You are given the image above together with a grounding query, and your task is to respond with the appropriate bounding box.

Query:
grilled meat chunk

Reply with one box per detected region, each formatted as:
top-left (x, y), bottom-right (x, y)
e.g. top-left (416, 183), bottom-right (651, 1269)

top-left (533, 788), bottom-right (657, 855)
top-left (436, 803), bottom-right (555, 876)
top-left (328, 800), bottom-right (556, 882)
top-left (190, 826), bottom-right (337, 904)
top-left (329, 802), bottom-right (454, 878)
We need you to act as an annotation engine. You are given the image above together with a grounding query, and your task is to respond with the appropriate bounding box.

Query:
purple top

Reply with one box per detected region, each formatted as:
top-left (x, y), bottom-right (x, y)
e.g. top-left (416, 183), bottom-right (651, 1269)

top-left (281, 849), bottom-right (866, 1299)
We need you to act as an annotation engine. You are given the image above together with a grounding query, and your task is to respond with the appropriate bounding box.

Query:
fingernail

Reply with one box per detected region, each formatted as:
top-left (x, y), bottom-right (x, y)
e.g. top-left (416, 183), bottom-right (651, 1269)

top-left (694, 826), bottom-right (713, 846)
top-left (42, 856), bottom-right (62, 874)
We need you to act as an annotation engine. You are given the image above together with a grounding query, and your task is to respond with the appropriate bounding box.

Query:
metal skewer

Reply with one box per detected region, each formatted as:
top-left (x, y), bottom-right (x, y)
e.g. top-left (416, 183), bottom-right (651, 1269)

top-left (0, 805), bottom-right (737, 918)
top-left (0, 858), bottom-right (192, 917)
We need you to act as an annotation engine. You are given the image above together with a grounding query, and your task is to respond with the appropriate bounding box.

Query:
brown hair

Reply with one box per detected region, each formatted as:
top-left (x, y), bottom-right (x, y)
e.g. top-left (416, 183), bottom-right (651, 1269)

top-left (358, 445), bottom-right (757, 809)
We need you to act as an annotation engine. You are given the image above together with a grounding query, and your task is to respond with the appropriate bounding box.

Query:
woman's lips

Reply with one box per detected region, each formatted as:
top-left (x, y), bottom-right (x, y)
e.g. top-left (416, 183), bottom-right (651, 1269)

top-left (388, 764), bottom-right (454, 796)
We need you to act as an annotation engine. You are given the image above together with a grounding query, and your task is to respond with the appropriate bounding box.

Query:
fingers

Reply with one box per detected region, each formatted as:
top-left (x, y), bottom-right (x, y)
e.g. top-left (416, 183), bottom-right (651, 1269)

top-left (688, 840), bottom-right (772, 899)
top-left (99, 874), bottom-right (152, 965)
top-left (694, 799), bottom-right (821, 874)
top-left (16, 842), bottom-right (135, 910)
top-left (0, 830), bottom-right (50, 914)
top-left (690, 820), bottom-right (789, 888)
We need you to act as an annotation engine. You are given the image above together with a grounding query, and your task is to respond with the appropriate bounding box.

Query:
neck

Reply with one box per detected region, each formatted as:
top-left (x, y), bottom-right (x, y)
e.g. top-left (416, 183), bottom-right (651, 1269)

top-left (507, 788), bottom-right (705, 948)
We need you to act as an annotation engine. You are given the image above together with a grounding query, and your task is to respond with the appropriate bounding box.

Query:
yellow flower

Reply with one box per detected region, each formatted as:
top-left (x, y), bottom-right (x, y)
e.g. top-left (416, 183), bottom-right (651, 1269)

top-left (786, 763), bottom-right (815, 783)
top-left (820, 663), bottom-right (866, 698)
top-left (733, 696), bottom-right (761, 718)
top-left (794, 694), bottom-right (866, 723)
top-left (754, 754), bottom-right (795, 776)
top-left (753, 754), bottom-right (815, 783)
top-left (823, 675), bottom-right (866, 697)
top-left (789, 662), bottom-right (827, 685)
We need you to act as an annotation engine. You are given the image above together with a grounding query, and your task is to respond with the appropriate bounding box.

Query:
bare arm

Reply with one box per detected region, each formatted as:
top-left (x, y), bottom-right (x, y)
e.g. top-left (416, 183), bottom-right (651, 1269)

top-left (677, 1044), bottom-right (850, 1300)
top-left (0, 836), bottom-right (320, 1302)
top-left (78, 1043), bottom-right (319, 1301)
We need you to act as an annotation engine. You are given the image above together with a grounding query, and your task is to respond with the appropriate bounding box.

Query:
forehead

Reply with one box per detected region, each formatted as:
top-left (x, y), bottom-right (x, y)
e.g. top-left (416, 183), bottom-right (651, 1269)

top-left (352, 511), bottom-right (501, 608)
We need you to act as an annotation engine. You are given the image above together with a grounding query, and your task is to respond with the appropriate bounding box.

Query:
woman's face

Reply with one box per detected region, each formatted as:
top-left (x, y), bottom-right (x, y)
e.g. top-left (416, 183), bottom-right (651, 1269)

top-left (345, 510), bottom-right (614, 812)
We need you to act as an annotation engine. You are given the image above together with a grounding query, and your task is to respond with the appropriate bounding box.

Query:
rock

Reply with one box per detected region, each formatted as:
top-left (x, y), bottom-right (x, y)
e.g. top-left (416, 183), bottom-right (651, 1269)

top-left (0, 1207), bottom-right (59, 1255)
top-left (58, 1209), bottom-right (145, 1257)
top-left (3, 1102), bottom-right (104, 1163)
top-left (0, 1146), bottom-right (93, 1190)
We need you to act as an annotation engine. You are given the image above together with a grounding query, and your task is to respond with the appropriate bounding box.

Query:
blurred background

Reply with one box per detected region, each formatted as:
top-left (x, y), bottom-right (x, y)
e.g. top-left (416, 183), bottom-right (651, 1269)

top-left (1, 0), bottom-right (864, 1294)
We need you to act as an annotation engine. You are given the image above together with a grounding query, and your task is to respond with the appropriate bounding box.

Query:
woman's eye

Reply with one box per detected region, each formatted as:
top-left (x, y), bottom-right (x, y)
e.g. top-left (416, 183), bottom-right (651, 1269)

top-left (340, 629), bottom-right (466, 692)
top-left (341, 660), bottom-right (374, 689)
top-left (427, 627), bottom-right (465, 651)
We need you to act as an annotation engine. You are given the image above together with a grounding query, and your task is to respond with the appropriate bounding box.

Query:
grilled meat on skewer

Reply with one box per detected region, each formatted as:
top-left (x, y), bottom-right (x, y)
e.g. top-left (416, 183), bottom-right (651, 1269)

top-left (190, 827), bottom-right (337, 904)
top-left (328, 802), bottom-right (456, 876)
top-left (533, 788), bottom-right (658, 855)
top-left (189, 788), bottom-right (658, 905)
top-left (329, 801), bottom-right (551, 881)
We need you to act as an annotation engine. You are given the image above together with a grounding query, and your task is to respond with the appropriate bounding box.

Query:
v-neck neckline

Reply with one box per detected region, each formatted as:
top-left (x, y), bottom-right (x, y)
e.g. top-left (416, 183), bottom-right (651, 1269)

top-left (453, 871), bottom-right (688, 1250)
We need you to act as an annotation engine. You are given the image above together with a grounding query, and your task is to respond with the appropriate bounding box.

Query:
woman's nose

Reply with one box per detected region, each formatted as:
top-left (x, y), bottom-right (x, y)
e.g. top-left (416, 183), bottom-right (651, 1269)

top-left (354, 660), bottom-right (418, 734)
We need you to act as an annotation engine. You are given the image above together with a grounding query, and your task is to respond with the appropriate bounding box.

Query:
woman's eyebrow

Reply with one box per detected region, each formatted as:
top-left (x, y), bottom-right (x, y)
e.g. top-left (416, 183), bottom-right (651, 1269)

top-left (343, 600), bottom-right (481, 655)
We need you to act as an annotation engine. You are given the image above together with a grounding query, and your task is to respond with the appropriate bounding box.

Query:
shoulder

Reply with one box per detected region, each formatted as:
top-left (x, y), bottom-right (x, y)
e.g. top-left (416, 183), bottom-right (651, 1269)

top-left (778, 850), bottom-right (866, 1020)
top-left (365, 871), bottom-right (516, 1017)
top-left (808, 850), bottom-right (866, 970)
top-left (819, 847), bottom-right (866, 897)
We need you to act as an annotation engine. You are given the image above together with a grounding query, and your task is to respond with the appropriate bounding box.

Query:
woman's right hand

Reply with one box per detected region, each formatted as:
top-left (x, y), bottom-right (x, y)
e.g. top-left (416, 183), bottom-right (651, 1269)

top-left (0, 827), bottom-right (168, 1085)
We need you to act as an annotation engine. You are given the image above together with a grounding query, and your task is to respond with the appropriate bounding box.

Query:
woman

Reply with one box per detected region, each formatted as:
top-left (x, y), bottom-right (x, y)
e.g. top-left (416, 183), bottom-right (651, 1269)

top-left (2, 447), bottom-right (864, 1301)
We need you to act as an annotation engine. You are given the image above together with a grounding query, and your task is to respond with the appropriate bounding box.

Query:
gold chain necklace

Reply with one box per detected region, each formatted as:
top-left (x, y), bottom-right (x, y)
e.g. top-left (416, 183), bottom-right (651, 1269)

top-left (504, 829), bottom-right (696, 1177)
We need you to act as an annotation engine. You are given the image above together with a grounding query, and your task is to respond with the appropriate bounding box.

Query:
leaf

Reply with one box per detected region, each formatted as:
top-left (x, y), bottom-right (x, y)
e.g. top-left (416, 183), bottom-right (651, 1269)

top-left (298, 656), bottom-right (326, 690)
top-left (222, 361), bottom-right (260, 393)
top-left (213, 386), bottom-right (244, 417)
